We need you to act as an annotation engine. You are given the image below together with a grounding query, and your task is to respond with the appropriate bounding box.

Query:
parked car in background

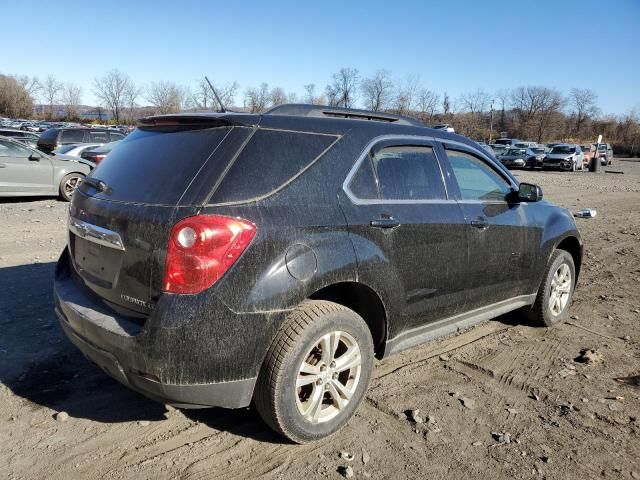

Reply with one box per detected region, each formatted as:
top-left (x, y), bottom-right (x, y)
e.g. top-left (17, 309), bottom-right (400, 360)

top-left (80, 140), bottom-right (122, 165)
top-left (54, 104), bottom-right (582, 443)
top-left (489, 144), bottom-right (510, 157)
top-left (494, 138), bottom-right (521, 146)
top-left (580, 144), bottom-right (596, 167)
top-left (498, 147), bottom-right (528, 169)
top-left (543, 144), bottom-right (585, 171)
top-left (52, 143), bottom-right (103, 158)
top-left (525, 146), bottom-right (547, 168)
top-left (431, 124), bottom-right (455, 133)
top-left (37, 128), bottom-right (124, 154)
top-left (476, 142), bottom-right (495, 156)
top-left (0, 128), bottom-right (40, 148)
top-left (593, 143), bottom-right (613, 165)
top-left (514, 141), bottom-right (537, 148)
top-left (0, 136), bottom-right (90, 201)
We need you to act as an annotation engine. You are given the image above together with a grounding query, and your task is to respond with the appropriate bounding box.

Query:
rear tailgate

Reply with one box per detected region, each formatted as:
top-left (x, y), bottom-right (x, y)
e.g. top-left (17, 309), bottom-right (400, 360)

top-left (68, 118), bottom-right (255, 314)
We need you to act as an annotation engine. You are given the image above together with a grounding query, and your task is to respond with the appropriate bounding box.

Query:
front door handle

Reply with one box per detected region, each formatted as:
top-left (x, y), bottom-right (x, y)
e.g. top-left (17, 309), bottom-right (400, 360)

top-left (470, 217), bottom-right (489, 230)
top-left (370, 217), bottom-right (400, 229)
top-left (0, 163), bottom-right (5, 168)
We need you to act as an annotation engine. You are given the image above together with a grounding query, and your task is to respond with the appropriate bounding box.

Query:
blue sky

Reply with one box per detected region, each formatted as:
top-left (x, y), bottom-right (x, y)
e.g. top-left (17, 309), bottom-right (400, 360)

top-left (3, 0), bottom-right (639, 114)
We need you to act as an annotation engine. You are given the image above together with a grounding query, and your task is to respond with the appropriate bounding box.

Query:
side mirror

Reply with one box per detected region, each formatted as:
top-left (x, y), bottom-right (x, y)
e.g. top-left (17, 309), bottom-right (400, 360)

top-left (517, 182), bottom-right (543, 202)
top-left (28, 153), bottom-right (41, 162)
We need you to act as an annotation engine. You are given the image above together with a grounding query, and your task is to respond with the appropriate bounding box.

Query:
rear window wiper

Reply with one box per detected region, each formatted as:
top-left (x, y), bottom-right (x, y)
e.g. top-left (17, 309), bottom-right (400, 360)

top-left (82, 177), bottom-right (112, 195)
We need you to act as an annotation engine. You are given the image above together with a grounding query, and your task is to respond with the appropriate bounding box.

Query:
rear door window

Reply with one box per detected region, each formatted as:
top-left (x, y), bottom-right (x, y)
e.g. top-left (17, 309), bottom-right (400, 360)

top-left (61, 129), bottom-right (86, 143)
top-left (372, 145), bottom-right (445, 200)
top-left (88, 131), bottom-right (109, 143)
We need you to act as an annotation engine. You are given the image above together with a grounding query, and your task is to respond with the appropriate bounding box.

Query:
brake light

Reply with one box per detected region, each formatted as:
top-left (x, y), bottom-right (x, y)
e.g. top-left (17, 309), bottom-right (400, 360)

top-left (163, 215), bottom-right (256, 294)
top-left (94, 154), bottom-right (106, 164)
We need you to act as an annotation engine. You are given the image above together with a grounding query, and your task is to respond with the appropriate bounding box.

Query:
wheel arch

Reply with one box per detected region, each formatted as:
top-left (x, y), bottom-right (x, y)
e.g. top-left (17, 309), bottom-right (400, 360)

top-left (309, 281), bottom-right (388, 359)
top-left (555, 235), bottom-right (583, 281)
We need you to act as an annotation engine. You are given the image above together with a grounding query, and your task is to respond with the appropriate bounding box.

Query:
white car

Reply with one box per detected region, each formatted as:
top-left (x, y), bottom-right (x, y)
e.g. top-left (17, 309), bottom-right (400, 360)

top-left (543, 144), bottom-right (585, 171)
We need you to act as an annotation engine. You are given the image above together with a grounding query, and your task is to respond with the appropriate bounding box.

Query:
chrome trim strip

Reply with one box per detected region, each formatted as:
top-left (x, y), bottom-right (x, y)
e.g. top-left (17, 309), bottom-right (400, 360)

top-left (68, 217), bottom-right (125, 251)
top-left (342, 134), bottom-right (451, 206)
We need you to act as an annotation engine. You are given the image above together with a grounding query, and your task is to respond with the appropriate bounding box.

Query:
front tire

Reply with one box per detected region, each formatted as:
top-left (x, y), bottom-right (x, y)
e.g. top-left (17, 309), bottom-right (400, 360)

top-left (59, 172), bottom-right (85, 202)
top-left (255, 300), bottom-right (374, 443)
top-left (526, 250), bottom-right (576, 327)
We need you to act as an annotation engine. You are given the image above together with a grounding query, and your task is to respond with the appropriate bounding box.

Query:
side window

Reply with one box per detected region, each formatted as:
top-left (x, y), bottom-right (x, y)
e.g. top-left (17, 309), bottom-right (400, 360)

top-left (372, 145), bottom-right (445, 200)
top-left (348, 155), bottom-right (378, 199)
top-left (61, 129), bottom-right (86, 143)
top-left (446, 149), bottom-right (512, 201)
top-left (88, 131), bottom-right (109, 143)
top-left (0, 140), bottom-right (31, 157)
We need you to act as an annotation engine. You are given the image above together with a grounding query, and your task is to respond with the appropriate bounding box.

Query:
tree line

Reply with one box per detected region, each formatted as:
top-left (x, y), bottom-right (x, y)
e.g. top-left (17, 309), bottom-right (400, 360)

top-left (1, 68), bottom-right (639, 155)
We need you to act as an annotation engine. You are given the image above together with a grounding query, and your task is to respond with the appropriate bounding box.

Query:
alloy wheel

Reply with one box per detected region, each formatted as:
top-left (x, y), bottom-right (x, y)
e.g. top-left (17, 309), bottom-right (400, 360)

top-left (295, 331), bottom-right (362, 424)
top-left (64, 175), bottom-right (82, 196)
top-left (549, 263), bottom-right (571, 316)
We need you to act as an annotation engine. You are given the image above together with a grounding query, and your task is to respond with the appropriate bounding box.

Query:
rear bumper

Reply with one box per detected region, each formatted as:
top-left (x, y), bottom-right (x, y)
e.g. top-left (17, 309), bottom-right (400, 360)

top-left (56, 312), bottom-right (255, 408)
top-left (53, 248), bottom-right (268, 409)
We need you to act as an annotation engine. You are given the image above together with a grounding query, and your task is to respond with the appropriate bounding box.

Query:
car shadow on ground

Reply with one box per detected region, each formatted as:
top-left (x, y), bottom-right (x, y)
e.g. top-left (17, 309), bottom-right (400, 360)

top-left (0, 261), bottom-right (282, 442)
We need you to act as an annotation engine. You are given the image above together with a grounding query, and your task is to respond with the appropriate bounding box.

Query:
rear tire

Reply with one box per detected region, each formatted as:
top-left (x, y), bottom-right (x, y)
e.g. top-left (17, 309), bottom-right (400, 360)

top-left (254, 300), bottom-right (374, 443)
top-left (526, 249), bottom-right (576, 327)
top-left (59, 172), bottom-right (85, 202)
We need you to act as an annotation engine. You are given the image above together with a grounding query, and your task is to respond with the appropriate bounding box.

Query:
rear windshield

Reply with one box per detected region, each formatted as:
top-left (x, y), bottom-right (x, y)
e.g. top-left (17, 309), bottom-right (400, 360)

top-left (85, 127), bottom-right (232, 204)
top-left (211, 129), bottom-right (338, 203)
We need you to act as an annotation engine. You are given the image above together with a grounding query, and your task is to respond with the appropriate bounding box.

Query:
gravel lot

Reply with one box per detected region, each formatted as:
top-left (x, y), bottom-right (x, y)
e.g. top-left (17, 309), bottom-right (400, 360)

top-left (1, 160), bottom-right (639, 480)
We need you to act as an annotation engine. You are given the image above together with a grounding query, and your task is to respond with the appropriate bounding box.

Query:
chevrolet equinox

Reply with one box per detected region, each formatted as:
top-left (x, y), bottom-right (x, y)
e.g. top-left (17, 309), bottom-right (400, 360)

top-left (54, 104), bottom-right (582, 443)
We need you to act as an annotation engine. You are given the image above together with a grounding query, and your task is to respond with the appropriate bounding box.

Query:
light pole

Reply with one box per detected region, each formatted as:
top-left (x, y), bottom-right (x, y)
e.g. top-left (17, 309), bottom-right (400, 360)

top-left (489, 99), bottom-right (495, 144)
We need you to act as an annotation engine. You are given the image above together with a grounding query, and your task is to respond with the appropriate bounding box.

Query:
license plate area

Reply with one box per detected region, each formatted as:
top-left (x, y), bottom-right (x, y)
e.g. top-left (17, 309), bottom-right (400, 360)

top-left (73, 234), bottom-right (123, 289)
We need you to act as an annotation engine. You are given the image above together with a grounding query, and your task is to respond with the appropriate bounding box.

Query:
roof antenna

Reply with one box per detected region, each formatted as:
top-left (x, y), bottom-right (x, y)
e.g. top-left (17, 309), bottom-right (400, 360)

top-left (204, 76), bottom-right (226, 113)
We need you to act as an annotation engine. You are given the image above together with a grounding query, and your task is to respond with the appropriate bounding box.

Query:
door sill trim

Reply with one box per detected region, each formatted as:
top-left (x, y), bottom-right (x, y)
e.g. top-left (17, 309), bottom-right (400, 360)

top-left (384, 294), bottom-right (536, 356)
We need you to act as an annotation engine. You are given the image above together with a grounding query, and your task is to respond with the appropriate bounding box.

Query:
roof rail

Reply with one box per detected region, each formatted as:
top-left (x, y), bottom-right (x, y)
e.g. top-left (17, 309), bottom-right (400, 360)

top-left (264, 104), bottom-right (423, 127)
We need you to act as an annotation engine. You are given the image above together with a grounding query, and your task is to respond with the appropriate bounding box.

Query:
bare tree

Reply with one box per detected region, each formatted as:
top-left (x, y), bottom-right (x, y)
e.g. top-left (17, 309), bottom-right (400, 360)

top-left (93, 69), bottom-right (135, 123)
top-left (569, 88), bottom-right (599, 136)
top-left (43, 75), bottom-right (63, 119)
top-left (303, 84), bottom-right (316, 104)
top-left (189, 78), bottom-right (239, 111)
top-left (0, 74), bottom-right (34, 118)
top-left (325, 68), bottom-right (359, 108)
top-left (415, 88), bottom-right (439, 123)
top-left (123, 82), bottom-right (142, 122)
top-left (511, 86), bottom-right (565, 142)
top-left (146, 81), bottom-right (186, 114)
top-left (62, 83), bottom-right (83, 119)
top-left (495, 88), bottom-right (511, 134)
top-left (269, 87), bottom-right (287, 106)
top-left (244, 83), bottom-right (270, 113)
top-left (393, 74), bottom-right (420, 115)
top-left (458, 89), bottom-right (490, 116)
top-left (442, 92), bottom-right (451, 117)
top-left (360, 69), bottom-right (393, 112)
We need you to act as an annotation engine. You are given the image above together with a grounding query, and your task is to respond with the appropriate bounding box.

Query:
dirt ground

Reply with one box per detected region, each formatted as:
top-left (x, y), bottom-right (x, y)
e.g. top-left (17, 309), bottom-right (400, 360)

top-left (1, 160), bottom-right (639, 480)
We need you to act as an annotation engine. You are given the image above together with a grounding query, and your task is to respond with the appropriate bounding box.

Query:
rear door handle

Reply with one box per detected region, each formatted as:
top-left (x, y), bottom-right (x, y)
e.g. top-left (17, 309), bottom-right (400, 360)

top-left (370, 217), bottom-right (400, 229)
top-left (0, 164), bottom-right (5, 168)
top-left (470, 218), bottom-right (489, 230)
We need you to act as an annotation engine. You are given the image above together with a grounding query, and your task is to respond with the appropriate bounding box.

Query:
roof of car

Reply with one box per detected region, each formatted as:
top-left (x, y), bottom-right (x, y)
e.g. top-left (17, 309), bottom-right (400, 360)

top-left (138, 105), bottom-right (489, 158)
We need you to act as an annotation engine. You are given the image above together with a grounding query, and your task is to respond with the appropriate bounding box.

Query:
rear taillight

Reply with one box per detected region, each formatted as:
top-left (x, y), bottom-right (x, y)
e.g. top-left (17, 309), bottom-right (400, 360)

top-left (94, 155), bottom-right (106, 164)
top-left (163, 215), bottom-right (256, 294)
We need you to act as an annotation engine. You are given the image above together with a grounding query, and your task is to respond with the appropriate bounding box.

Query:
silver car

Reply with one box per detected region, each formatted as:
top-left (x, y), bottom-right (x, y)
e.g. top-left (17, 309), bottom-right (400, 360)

top-left (52, 143), bottom-right (103, 158)
top-left (0, 136), bottom-right (90, 201)
top-left (543, 144), bottom-right (585, 171)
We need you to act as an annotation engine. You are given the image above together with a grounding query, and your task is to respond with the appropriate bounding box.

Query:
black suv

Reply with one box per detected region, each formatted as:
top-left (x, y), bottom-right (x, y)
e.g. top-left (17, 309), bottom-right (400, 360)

top-left (37, 128), bottom-right (125, 154)
top-left (54, 105), bottom-right (582, 443)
